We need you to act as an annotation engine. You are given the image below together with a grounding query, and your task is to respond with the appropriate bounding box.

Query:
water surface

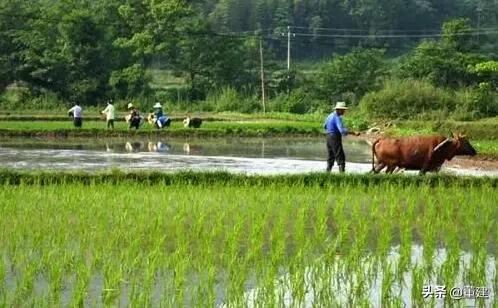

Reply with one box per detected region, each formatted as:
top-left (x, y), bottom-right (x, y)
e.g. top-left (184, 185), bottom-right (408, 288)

top-left (0, 137), bottom-right (496, 176)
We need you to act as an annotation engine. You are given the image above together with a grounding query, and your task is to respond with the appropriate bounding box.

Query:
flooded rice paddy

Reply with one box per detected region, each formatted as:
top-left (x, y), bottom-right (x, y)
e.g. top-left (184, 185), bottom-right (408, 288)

top-left (2, 245), bottom-right (495, 307)
top-left (0, 137), bottom-right (496, 176)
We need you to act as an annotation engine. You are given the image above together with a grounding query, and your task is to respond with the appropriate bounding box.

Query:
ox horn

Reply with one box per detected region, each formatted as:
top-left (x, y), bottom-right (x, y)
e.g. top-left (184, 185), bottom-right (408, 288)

top-left (434, 137), bottom-right (453, 152)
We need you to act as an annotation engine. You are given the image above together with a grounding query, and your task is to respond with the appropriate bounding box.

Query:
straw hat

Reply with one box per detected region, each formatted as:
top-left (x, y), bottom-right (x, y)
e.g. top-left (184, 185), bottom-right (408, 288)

top-left (334, 102), bottom-right (348, 110)
top-left (127, 103), bottom-right (134, 109)
top-left (153, 102), bottom-right (162, 109)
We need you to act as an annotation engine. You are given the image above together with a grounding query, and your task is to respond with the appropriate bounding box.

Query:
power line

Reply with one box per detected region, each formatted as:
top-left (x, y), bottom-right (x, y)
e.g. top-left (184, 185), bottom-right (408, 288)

top-left (2, 11), bottom-right (497, 41)
top-left (292, 31), bottom-right (498, 39)
top-left (292, 25), bottom-right (498, 33)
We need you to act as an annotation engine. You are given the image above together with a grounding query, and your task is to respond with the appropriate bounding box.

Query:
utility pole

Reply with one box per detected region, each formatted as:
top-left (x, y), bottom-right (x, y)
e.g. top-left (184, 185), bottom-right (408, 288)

top-left (477, 2), bottom-right (482, 44)
top-left (287, 26), bottom-right (291, 71)
top-left (259, 38), bottom-right (266, 114)
top-left (283, 26), bottom-right (295, 95)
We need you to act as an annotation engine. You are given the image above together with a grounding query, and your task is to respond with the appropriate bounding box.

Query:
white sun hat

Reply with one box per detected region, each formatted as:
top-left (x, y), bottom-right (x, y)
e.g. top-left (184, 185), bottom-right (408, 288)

top-left (334, 102), bottom-right (348, 110)
top-left (153, 102), bottom-right (162, 109)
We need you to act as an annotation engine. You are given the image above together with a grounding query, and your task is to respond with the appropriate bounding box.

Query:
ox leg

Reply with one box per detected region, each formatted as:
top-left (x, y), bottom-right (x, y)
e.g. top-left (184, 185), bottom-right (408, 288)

top-left (373, 163), bottom-right (386, 174)
top-left (419, 162), bottom-right (431, 175)
top-left (386, 165), bottom-right (396, 174)
top-left (419, 167), bottom-right (428, 175)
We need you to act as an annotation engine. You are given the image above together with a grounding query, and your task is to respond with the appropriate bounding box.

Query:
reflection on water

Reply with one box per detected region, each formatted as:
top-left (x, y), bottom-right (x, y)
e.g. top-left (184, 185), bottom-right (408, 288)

top-left (0, 137), bottom-right (372, 174)
top-left (183, 143), bottom-right (203, 155)
top-left (122, 141), bottom-right (172, 153)
top-left (2, 245), bottom-right (494, 306)
top-left (0, 137), bottom-right (371, 161)
top-left (242, 245), bottom-right (495, 307)
top-left (0, 137), bottom-right (496, 176)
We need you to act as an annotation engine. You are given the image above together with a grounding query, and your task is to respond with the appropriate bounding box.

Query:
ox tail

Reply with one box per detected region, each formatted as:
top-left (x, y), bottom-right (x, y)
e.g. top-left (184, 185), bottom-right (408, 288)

top-left (371, 139), bottom-right (380, 172)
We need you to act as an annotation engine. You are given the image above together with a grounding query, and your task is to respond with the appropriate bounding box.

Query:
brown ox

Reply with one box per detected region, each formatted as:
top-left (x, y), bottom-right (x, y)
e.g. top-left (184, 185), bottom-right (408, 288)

top-left (372, 133), bottom-right (477, 174)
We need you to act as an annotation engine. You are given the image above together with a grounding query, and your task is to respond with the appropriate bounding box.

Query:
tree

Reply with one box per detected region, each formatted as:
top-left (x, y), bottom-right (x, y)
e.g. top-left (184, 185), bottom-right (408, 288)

top-left (400, 41), bottom-right (474, 87)
top-left (9, 2), bottom-right (117, 104)
top-left (320, 48), bottom-right (387, 103)
top-left (0, 0), bottom-right (24, 91)
top-left (442, 18), bottom-right (474, 52)
top-left (399, 19), bottom-right (488, 88)
top-left (469, 60), bottom-right (498, 89)
top-left (173, 20), bottom-right (258, 99)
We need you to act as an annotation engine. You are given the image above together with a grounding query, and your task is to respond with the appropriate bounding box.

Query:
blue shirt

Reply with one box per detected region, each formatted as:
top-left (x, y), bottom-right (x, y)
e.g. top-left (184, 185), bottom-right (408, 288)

top-left (324, 112), bottom-right (348, 135)
top-left (154, 109), bottom-right (164, 118)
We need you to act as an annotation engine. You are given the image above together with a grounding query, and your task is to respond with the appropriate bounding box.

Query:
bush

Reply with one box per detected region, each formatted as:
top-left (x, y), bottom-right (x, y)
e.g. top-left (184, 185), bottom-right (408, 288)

top-left (0, 85), bottom-right (64, 111)
top-left (109, 65), bottom-right (151, 99)
top-left (267, 90), bottom-right (325, 114)
top-left (154, 87), bottom-right (191, 104)
top-left (453, 83), bottom-right (498, 120)
top-left (207, 87), bottom-right (261, 113)
top-left (268, 93), bottom-right (305, 114)
top-left (360, 79), bottom-right (455, 120)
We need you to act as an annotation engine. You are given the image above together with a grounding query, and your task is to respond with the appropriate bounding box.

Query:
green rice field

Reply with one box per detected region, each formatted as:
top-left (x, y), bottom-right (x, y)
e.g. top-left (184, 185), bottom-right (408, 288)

top-left (0, 120), bottom-right (323, 138)
top-left (0, 172), bottom-right (496, 306)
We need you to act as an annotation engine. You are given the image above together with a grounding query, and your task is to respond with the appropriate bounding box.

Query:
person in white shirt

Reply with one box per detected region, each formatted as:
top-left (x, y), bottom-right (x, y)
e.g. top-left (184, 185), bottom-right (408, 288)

top-left (68, 103), bottom-right (83, 128)
top-left (101, 100), bottom-right (115, 129)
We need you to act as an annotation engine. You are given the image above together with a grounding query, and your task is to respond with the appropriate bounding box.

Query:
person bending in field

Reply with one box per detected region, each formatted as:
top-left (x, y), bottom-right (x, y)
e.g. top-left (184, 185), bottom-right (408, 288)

top-left (68, 103), bottom-right (83, 128)
top-left (101, 99), bottom-right (115, 129)
top-left (323, 102), bottom-right (350, 173)
top-left (127, 103), bottom-right (141, 130)
top-left (151, 102), bottom-right (171, 129)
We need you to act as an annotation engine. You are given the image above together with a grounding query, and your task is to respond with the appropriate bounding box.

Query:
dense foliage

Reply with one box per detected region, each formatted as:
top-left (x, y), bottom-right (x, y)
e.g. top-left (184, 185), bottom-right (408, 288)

top-left (0, 0), bottom-right (497, 119)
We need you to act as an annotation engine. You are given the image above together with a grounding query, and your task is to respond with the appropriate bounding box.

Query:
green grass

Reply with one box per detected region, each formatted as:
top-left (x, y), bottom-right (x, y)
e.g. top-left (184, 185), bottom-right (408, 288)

top-left (389, 118), bottom-right (498, 140)
top-left (0, 171), bottom-right (495, 306)
top-left (470, 139), bottom-right (498, 157)
top-left (0, 119), bottom-right (326, 138)
top-left (0, 111), bottom-right (335, 123)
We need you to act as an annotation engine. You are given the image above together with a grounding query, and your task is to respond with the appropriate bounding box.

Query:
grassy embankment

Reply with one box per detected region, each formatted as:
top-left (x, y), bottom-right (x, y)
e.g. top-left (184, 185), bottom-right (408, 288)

top-left (0, 113), bottom-right (496, 156)
top-left (0, 171), bottom-right (496, 306)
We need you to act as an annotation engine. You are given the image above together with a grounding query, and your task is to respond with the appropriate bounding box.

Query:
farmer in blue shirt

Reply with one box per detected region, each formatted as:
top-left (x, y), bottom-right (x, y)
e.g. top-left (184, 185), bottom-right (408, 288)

top-left (324, 102), bottom-right (349, 172)
top-left (152, 102), bottom-right (171, 129)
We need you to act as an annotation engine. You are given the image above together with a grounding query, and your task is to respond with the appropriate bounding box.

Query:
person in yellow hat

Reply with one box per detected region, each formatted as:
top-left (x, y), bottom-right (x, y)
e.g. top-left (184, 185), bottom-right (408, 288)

top-left (323, 102), bottom-right (349, 173)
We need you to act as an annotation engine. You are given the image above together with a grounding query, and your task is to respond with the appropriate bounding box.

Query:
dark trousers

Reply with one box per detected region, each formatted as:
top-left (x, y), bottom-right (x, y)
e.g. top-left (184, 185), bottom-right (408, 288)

top-left (107, 120), bottom-right (114, 129)
top-left (326, 133), bottom-right (345, 172)
top-left (73, 117), bottom-right (82, 128)
top-left (130, 117), bottom-right (140, 129)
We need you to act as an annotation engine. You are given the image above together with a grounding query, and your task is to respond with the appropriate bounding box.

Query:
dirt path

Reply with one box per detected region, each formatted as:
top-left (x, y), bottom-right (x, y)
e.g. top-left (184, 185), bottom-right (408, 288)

top-left (446, 156), bottom-right (498, 171)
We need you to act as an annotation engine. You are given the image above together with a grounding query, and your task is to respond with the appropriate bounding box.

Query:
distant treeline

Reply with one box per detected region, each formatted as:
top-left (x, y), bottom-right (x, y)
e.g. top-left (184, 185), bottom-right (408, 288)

top-left (0, 0), bottom-right (497, 120)
top-left (200, 0), bottom-right (498, 57)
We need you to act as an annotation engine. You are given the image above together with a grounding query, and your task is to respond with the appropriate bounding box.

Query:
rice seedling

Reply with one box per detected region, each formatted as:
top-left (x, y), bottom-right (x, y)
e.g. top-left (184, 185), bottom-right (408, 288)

top-left (0, 172), bottom-right (495, 306)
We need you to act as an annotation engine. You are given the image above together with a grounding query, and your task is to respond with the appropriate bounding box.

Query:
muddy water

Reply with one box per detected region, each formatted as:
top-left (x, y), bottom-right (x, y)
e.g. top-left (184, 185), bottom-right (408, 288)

top-left (0, 137), bottom-right (370, 174)
top-left (2, 245), bottom-right (495, 306)
top-left (0, 137), bottom-right (496, 176)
